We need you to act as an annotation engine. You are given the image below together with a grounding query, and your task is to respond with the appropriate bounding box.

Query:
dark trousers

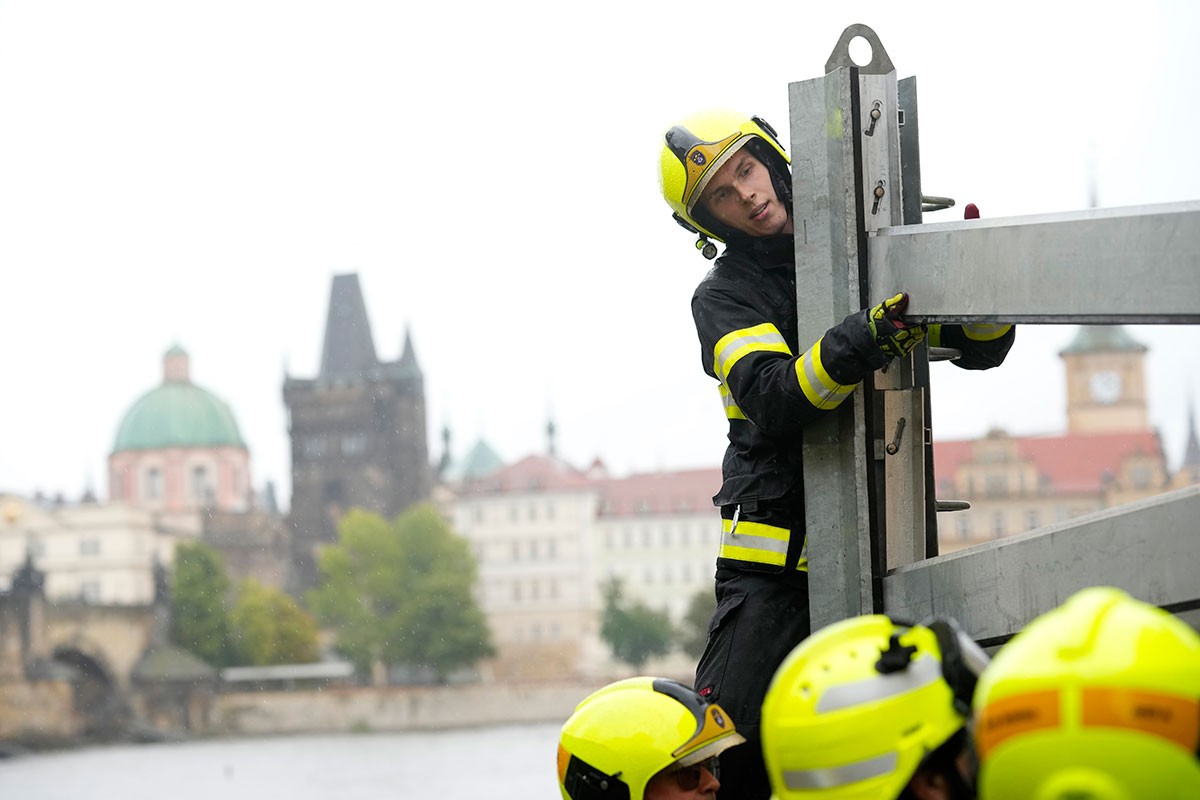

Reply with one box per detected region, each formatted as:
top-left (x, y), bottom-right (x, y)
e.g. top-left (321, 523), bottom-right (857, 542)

top-left (695, 568), bottom-right (811, 800)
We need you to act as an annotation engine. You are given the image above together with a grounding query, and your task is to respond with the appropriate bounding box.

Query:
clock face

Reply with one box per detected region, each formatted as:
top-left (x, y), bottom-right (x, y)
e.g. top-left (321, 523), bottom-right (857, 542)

top-left (1089, 370), bottom-right (1122, 404)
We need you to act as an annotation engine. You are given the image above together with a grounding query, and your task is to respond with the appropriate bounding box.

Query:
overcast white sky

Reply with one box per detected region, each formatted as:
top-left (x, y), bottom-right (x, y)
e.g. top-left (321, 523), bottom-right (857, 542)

top-left (2, 1), bottom-right (1198, 508)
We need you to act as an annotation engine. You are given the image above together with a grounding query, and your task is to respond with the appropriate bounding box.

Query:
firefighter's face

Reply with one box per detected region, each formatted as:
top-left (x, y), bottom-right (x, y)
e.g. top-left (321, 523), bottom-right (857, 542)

top-left (699, 148), bottom-right (793, 238)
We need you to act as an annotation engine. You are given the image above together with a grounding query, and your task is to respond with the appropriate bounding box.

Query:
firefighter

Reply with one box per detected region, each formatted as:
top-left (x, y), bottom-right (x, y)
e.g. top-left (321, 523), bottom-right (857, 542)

top-left (658, 109), bottom-right (1015, 799)
top-left (761, 614), bottom-right (988, 800)
top-left (557, 676), bottom-right (747, 800)
top-left (973, 586), bottom-right (1200, 798)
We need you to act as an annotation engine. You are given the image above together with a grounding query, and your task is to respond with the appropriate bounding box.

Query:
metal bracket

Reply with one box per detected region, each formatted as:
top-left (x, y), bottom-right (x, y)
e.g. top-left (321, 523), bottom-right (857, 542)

top-left (825, 23), bottom-right (895, 75)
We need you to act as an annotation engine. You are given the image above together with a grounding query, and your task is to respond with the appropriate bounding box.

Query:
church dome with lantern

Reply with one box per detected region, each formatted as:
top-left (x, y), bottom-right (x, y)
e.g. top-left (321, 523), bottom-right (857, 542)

top-left (108, 346), bottom-right (251, 513)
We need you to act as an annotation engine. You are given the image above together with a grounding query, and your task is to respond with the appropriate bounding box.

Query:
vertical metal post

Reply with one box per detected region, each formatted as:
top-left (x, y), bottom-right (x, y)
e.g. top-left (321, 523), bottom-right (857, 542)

top-left (791, 63), bottom-right (877, 627)
top-left (793, 25), bottom-right (930, 627)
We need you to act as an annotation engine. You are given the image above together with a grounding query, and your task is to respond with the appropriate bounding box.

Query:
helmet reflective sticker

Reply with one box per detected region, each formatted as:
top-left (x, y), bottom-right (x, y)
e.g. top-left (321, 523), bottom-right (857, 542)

top-left (663, 126), bottom-right (745, 211)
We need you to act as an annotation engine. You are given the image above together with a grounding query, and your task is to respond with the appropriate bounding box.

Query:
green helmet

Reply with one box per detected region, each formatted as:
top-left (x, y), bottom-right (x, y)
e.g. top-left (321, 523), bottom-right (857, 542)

top-left (973, 586), bottom-right (1200, 799)
top-left (557, 676), bottom-right (745, 799)
top-left (761, 614), bottom-right (987, 799)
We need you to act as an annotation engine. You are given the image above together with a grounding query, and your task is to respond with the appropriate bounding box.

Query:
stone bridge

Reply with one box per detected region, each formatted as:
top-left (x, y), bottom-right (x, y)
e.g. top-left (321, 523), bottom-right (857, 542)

top-left (0, 557), bottom-right (202, 745)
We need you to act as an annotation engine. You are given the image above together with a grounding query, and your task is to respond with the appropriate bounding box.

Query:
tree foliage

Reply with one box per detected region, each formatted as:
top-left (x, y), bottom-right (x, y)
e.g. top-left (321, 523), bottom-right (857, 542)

top-left (170, 541), bottom-right (232, 667)
top-left (305, 503), bottom-right (494, 681)
top-left (599, 577), bottom-right (674, 670)
top-left (229, 579), bottom-right (321, 666)
top-left (678, 587), bottom-right (716, 660)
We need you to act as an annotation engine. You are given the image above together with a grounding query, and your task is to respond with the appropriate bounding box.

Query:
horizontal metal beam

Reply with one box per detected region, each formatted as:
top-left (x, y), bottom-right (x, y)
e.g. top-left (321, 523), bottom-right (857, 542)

top-left (869, 201), bottom-right (1200, 323)
top-left (881, 484), bottom-right (1200, 642)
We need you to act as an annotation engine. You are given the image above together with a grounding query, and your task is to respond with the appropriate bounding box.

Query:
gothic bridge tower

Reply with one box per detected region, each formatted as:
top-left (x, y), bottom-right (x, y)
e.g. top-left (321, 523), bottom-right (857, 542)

top-left (283, 274), bottom-right (431, 592)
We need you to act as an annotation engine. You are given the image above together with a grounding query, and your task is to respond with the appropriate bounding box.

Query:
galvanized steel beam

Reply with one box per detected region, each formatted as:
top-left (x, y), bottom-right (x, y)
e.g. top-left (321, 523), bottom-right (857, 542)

top-left (882, 485), bottom-right (1200, 642)
top-left (869, 202), bottom-right (1200, 324)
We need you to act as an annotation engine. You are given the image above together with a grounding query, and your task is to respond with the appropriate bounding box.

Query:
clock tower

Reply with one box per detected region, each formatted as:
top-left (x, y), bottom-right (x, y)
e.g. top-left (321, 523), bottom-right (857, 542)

top-left (1060, 326), bottom-right (1149, 434)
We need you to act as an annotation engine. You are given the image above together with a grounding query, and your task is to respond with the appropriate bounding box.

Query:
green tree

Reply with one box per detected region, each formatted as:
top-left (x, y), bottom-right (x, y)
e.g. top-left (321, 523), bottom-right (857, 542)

top-left (306, 503), bottom-right (494, 681)
top-left (678, 587), bottom-right (716, 659)
top-left (229, 579), bottom-right (321, 666)
top-left (170, 541), bottom-right (232, 667)
top-left (599, 577), bottom-right (673, 670)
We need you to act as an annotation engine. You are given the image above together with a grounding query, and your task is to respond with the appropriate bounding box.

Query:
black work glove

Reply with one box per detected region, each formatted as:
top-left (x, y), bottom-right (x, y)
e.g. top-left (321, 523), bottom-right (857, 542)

top-left (868, 292), bottom-right (925, 360)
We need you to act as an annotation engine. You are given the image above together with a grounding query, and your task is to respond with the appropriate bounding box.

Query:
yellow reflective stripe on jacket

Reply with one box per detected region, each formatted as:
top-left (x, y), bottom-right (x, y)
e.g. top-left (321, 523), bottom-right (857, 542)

top-left (718, 382), bottom-right (747, 420)
top-left (795, 339), bottom-right (855, 410)
top-left (720, 518), bottom-right (809, 572)
top-left (962, 323), bottom-right (1012, 341)
top-left (713, 323), bottom-right (791, 384)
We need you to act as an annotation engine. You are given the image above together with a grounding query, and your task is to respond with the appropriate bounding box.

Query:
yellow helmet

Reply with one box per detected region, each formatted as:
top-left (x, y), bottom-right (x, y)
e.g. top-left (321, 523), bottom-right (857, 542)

top-left (973, 586), bottom-right (1200, 800)
top-left (557, 676), bottom-right (745, 800)
top-left (659, 109), bottom-right (791, 256)
top-left (761, 614), bottom-right (987, 799)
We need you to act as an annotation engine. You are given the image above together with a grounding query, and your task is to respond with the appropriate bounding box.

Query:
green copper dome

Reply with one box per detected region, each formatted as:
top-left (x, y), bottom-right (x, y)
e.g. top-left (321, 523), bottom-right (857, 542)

top-left (112, 347), bottom-right (247, 454)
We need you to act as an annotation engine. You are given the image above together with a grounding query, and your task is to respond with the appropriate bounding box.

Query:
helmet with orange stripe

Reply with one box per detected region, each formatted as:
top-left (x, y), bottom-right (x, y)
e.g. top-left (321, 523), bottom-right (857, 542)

top-left (558, 676), bottom-right (745, 800)
top-left (973, 586), bottom-right (1200, 799)
top-left (761, 613), bottom-right (988, 799)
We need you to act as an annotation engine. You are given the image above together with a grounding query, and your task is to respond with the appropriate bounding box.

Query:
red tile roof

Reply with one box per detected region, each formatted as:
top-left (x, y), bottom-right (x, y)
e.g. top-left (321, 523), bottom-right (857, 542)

top-left (593, 467), bottom-right (722, 517)
top-left (933, 431), bottom-right (1164, 495)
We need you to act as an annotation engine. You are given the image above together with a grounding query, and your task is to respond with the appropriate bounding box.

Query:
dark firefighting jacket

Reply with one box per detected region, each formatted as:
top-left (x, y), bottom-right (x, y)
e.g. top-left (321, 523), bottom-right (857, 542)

top-left (691, 232), bottom-right (1015, 573)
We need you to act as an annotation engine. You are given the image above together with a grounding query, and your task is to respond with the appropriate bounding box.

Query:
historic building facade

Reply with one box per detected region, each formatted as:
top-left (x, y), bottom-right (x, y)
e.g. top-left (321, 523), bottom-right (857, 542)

top-left (283, 273), bottom-right (432, 592)
top-left (934, 325), bottom-right (1200, 551)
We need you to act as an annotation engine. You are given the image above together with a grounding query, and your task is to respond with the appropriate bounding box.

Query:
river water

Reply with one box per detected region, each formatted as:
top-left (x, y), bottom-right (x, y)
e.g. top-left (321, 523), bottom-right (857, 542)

top-left (0, 722), bottom-right (564, 799)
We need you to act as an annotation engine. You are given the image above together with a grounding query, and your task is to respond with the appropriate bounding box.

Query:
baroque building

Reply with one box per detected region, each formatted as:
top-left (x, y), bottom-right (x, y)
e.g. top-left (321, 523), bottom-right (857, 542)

top-left (934, 325), bottom-right (1199, 550)
top-left (283, 273), bottom-right (431, 592)
top-left (108, 345), bottom-right (251, 515)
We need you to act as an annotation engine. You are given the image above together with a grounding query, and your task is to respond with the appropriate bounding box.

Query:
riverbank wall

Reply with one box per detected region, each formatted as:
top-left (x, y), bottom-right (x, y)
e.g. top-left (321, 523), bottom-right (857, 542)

top-left (208, 681), bottom-right (602, 737)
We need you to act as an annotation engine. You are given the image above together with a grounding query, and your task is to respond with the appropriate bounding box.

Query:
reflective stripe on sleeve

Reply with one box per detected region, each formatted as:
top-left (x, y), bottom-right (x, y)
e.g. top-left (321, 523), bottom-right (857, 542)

top-left (713, 323), bottom-right (791, 384)
top-left (962, 323), bottom-right (1012, 341)
top-left (718, 383), bottom-right (746, 420)
top-left (719, 517), bottom-right (808, 571)
top-left (795, 339), bottom-right (855, 410)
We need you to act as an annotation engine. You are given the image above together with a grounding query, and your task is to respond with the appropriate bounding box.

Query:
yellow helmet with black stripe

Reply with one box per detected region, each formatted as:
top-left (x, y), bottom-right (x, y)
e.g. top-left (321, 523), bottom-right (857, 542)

top-left (973, 586), bottom-right (1200, 799)
top-left (659, 110), bottom-right (790, 255)
top-left (558, 676), bottom-right (745, 800)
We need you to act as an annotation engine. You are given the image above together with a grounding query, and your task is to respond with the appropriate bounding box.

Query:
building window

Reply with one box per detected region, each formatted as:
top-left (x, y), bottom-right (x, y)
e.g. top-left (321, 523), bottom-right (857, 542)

top-left (985, 473), bottom-right (1007, 496)
top-left (80, 539), bottom-right (101, 557)
top-left (550, 622), bottom-right (561, 640)
top-left (623, 528), bottom-right (633, 549)
top-left (341, 434), bottom-right (367, 456)
top-left (956, 516), bottom-right (970, 539)
top-left (529, 503), bottom-right (538, 521)
top-left (604, 532), bottom-right (614, 550)
top-left (511, 541), bottom-right (520, 560)
top-left (1025, 510), bottom-right (1040, 531)
top-left (661, 527), bottom-right (672, 547)
top-left (547, 540), bottom-right (557, 559)
top-left (191, 465), bottom-right (210, 503)
top-left (303, 435), bottom-right (326, 459)
top-left (80, 580), bottom-right (101, 603)
top-left (992, 513), bottom-right (1006, 537)
top-left (509, 504), bottom-right (518, 522)
top-left (546, 503), bottom-right (555, 521)
top-left (512, 582), bottom-right (522, 602)
top-left (530, 540), bottom-right (539, 560)
top-left (641, 527), bottom-right (652, 547)
top-left (549, 580), bottom-right (559, 600)
top-left (145, 467), bottom-right (162, 500)
top-left (531, 581), bottom-right (540, 601)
